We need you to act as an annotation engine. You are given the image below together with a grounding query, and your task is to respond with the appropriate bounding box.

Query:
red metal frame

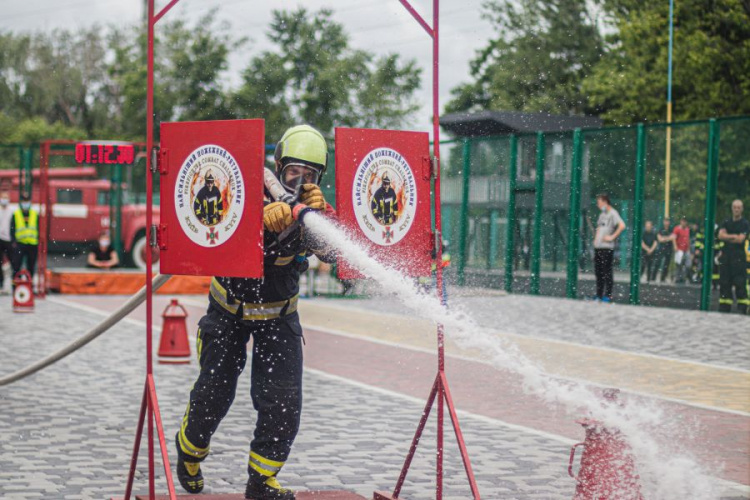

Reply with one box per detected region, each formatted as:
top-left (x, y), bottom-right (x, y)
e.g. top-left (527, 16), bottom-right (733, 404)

top-left (120, 1), bottom-right (180, 499)
top-left (124, 1), bottom-right (479, 499)
top-left (375, 1), bottom-right (480, 499)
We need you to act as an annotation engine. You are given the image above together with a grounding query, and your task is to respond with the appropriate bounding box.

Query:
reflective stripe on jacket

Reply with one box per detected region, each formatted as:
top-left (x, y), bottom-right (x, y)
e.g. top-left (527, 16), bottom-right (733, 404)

top-left (14, 209), bottom-right (38, 245)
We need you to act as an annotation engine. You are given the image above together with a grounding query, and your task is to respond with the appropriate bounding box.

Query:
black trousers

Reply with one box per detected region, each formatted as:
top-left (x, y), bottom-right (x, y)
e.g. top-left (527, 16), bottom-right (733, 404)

top-left (719, 260), bottom-right (748, 314)
top-left (652, 248), bottom-right (672, 282)
top-left (11, 243), bottom-right (37, 280)
top-left (178, 305), bottom-right (304, 483)
top-left (0, 239), bottom-right (11, 288)
top-left (640, 251), bottom-right (654, 282)
top-left (594, 249), bottom-right (614, 300)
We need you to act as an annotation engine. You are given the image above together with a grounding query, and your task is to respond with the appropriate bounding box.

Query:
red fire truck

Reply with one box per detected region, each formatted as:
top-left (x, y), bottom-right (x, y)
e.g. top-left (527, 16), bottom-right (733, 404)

top-left (0, 167), bottom-right (159, 269)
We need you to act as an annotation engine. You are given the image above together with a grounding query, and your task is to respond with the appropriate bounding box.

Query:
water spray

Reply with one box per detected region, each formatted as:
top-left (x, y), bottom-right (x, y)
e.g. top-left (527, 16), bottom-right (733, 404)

top-left (301, 212), bottom-right (723, 500)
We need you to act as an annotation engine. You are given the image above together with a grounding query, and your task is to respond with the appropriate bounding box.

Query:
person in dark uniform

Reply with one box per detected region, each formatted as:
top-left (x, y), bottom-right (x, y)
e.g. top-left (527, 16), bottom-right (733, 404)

top-left (175, 125), bottom-right (335, 500)
top-left (717, 199), bottom-right (749, 313)
top-left (193, 169), bottom-right (224, 226)
top-left (370, 172), bottom-right (398, 225)
top-left (653, 218), bottom-right (674, 282)
top-left (10, 193), bottom-right (39, 284)
top-left (640, 220), bottom-right (657, 282)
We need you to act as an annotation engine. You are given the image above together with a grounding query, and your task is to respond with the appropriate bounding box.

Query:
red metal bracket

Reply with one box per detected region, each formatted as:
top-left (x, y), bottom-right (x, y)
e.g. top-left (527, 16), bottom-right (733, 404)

top-left (422, 155), bottom-right (432, 180)
top-left (157, 224), bottom-right (168, 250)
top-left (158, 148), bottom-right (169, 175)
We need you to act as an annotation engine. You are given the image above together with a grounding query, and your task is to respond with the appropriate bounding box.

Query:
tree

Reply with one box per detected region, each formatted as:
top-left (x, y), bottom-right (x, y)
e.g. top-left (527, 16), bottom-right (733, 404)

top-left (445, 0), bottom-right (604, 115)
top-left (582, 0), bottom-right (750, 123)
top-left (105, 11), bottom-right (241, 140)
top-left (232, 8), bottom-right (421, 142)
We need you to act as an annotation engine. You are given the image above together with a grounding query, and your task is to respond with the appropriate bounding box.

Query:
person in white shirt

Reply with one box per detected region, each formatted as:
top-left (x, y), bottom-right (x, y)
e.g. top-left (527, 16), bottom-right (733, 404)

top-left (0, 190), bottom-right (14, 294)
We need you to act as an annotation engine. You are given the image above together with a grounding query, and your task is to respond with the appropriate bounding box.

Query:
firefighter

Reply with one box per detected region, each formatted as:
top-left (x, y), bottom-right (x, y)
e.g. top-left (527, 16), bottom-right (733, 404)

top-left (10, 193), bottom-right (39, 285)
top-left (717, 200), bottom-right (749, 313)
top-left (370, 172), bottom-right (398, 225)
top-left (175, 125), bottom-right (336, 500)
top-left (193, 169), bottom-right (224, 226)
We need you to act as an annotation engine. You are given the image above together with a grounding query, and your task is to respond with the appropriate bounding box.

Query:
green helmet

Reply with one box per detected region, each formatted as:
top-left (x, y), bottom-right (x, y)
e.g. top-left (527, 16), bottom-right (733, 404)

top-left (274, 125), bottom-right (328, 193)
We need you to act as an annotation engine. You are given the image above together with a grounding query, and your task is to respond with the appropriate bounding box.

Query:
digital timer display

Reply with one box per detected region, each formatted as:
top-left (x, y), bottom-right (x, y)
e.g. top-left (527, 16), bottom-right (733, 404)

top-left (75, 143), bottom-right (135, 165)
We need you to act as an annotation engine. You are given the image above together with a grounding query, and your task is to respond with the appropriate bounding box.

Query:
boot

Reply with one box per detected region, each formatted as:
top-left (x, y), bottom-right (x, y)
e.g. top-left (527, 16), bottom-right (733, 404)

top-left (245, 476), bottom-right (295, 499)
top-left (175, 432), bottom-right (204, 493)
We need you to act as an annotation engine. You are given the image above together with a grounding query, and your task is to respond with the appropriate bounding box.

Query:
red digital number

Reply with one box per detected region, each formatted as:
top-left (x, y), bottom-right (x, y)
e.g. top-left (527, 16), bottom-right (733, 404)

top-left (103, 145), bottom-right (114, 164)
top-left (75, 143), bottom-right (86, 163)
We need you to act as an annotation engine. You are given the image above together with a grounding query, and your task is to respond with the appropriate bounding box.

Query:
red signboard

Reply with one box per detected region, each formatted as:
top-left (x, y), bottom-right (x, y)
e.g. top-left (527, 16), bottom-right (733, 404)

top-left (159, 119), bottom-right (265, 277)
top-left (335, 127), bottom-right (432, 278)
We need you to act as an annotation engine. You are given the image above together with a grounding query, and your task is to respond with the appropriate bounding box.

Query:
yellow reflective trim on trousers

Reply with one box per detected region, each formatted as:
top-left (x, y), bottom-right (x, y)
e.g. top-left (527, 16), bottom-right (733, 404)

top-left (250, 450), bottom-right (284, 468)
top-left (737, 299), bottom-right (750, 305)
top-left (249, 461), bottom-right (276, 477)
top-left (719, 298), bottom-right (734, 304)
top-left (179, 428), bottom-right (208, 458)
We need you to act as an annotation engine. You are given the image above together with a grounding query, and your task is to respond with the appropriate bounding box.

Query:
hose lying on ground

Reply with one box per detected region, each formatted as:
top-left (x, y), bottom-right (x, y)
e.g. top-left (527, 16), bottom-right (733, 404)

top-left (0, 273), bottom-right (172, 387)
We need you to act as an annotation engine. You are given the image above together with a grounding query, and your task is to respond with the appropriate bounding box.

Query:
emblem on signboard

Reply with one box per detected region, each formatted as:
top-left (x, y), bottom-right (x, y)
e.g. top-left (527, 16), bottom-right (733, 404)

top-left (174, 144), bottom-right (245, 248)
top-left (352, 147), bottom-right (417, 246)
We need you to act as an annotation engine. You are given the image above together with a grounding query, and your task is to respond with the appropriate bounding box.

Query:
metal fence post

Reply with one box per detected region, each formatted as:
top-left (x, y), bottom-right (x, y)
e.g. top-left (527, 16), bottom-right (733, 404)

top-left (530, 132), bottom-right (546, 295)
top-left (700, 119), bottom-right (720, 311)
top-left (629, 124), bottom-right (646, 305)
top-left (114, 163), bottom-right (124, 258)
top-left (457, 137), bottom-right (471, 286)
top-left (504, 135), bottom-right (518, 292)
top-left (488, 209), bottom-right (499, 269)
top-left (566, 129), bottom-right (583, 299)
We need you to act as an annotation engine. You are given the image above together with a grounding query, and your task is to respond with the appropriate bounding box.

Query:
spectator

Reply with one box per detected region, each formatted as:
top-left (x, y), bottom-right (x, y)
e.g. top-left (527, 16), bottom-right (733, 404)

top-left (717, 199), bottom-right (749, 313)
top-left (653, 218), bottom-right (674, 282)
top-left (87, 232), bottom-right (119, 269)
top-left (0, 190), bottom-right (13, 294)
top-left (672, 216), bottom-right (691, 284)
top-left (640, 220), bottom-right (657, 282)
top-left (593, 194), bottom-right (626, 302)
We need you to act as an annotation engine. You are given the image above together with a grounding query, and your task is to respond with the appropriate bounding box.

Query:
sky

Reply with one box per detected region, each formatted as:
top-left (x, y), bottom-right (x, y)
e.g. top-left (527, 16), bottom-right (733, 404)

top-left (0, 0), bottom-right (495, 138)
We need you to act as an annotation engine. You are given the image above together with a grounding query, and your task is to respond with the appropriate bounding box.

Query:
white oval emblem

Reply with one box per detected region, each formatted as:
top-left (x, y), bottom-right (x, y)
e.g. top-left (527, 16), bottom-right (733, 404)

top-left (14, 285), bottom-right (30, 304)
top-left (174, 144), bottom-right (245, 248)
top-left (352, 147), bottom-right (417, 246)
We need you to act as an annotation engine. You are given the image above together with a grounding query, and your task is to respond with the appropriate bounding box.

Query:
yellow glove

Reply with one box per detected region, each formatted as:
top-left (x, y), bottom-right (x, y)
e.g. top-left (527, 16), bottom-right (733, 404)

top-left (263, 202), bottom-right (293, 233)
top-left (299, 184), bottom-right (326, 210)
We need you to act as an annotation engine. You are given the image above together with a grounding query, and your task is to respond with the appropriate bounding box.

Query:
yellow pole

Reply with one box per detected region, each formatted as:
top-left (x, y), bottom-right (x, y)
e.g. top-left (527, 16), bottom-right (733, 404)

top-left (664, 101), bottom-right (672, 218)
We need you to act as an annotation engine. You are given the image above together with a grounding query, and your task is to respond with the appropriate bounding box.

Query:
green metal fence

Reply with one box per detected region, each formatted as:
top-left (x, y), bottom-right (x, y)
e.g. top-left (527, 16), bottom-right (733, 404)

top-left (1, 116), bottom-right (746, 309)
top-left (444, 115), bottom-right (750, 311)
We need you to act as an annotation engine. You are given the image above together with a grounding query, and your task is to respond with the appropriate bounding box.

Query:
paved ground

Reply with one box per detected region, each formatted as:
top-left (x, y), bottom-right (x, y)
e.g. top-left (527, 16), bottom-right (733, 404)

top-left (0, 289), bottom-right (748, 500)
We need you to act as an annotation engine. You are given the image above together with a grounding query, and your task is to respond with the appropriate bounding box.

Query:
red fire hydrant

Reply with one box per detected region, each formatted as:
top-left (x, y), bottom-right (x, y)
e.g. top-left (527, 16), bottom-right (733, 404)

top-left (158, 299), bottom-right (190, 364)
top-left (12, 270), bottom-right (34, 313)
top-left (568, 389), bottom-right (644, 500)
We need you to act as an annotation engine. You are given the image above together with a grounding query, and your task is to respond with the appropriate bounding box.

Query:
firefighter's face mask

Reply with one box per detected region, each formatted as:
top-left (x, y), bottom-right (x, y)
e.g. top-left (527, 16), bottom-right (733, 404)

top-left (20, 201), bottom-right (30, 210)
top-left (280, 163), bottom-right (322, 193)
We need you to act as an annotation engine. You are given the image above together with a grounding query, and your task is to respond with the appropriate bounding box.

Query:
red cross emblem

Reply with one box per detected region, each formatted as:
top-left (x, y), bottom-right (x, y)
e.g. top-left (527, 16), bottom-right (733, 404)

top-left (382, 226), bottom-right (393, 243)
top-left (206, 227), bottom-right (219, 245)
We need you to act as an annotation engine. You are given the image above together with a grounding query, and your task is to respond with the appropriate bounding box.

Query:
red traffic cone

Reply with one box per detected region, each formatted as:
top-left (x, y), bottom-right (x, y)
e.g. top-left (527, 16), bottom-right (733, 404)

top-left (158, 299), bottom-right (191, 364)
top-left (568, 389), bottom-right (643, 500)
top-left (13, 270), bottom-right (34, 313)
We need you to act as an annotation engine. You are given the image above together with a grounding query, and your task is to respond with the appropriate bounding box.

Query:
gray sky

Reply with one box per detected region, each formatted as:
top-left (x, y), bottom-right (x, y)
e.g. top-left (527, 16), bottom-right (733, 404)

top-left (0, 0), bottom-right (493, 137)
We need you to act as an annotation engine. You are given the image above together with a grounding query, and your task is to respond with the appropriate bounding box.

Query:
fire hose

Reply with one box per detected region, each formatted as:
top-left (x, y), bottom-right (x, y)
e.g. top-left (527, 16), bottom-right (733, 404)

top-left (0, 273), bottom-right (172, 387)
